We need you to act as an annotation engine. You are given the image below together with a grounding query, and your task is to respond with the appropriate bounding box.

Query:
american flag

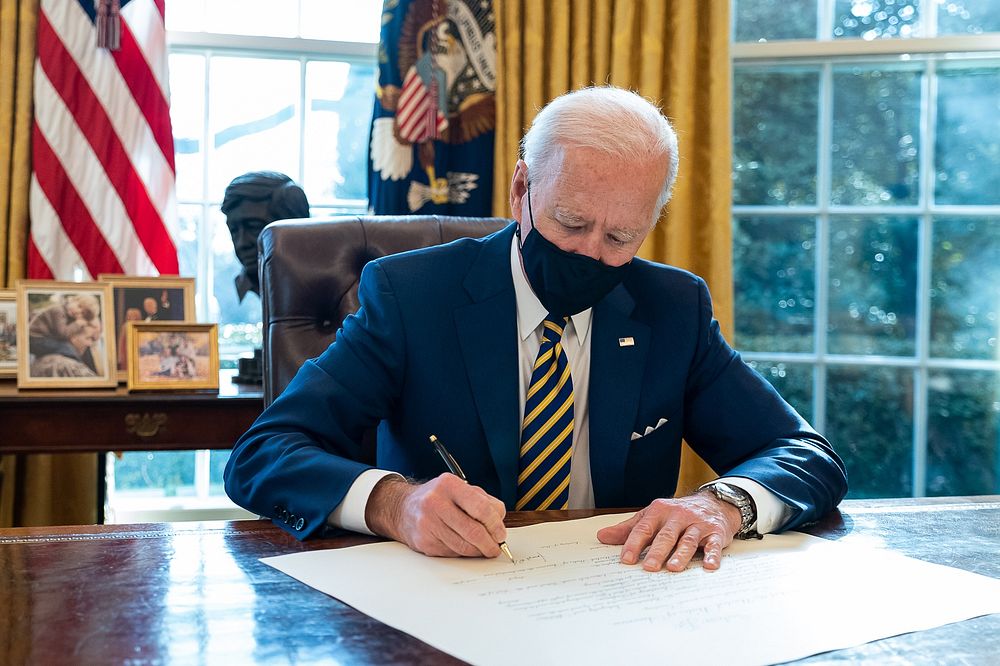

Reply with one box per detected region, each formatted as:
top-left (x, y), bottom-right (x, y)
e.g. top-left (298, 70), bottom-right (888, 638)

top-left (29, 0), bottom-right (179, 280)
top-left (396, 65), bottom-right (448, 144)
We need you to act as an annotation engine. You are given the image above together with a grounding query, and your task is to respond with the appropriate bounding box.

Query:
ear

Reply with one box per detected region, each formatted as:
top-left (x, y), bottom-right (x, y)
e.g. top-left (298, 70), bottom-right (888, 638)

top-left (509, 159), bottom-right (529, 224)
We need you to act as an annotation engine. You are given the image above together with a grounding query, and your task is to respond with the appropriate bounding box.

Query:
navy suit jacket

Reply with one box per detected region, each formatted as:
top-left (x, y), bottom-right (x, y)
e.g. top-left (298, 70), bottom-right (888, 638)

top-left (225, 224), bottom-right (847, 539)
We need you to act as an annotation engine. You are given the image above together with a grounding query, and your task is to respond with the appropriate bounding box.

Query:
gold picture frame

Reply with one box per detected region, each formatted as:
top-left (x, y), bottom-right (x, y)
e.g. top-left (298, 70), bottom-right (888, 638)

top-left (16, 280), bottom-right (118, 389)
top-left (127, 322), bottom-right (219, 392)
top-left (0, 289), bottom-right (16, 377)
top-left (98, 275), bottom-right (197, 381)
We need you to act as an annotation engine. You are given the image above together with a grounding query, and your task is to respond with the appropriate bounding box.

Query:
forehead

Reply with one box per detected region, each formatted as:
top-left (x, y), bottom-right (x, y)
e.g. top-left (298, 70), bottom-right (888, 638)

top-left (538, 146), bottom-right (666, 228)
top-left (225, 198), bottom-right (271, 225)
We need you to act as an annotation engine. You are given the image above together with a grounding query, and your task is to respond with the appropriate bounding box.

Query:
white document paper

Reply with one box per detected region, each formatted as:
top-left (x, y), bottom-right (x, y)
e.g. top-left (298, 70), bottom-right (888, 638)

top-left (262, 513), bottom-right (1000, 665)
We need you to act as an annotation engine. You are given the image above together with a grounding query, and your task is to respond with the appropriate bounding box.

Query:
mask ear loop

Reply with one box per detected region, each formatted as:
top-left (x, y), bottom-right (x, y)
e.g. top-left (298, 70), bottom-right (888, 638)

top-left (517, 183), bottom-right (534, 240)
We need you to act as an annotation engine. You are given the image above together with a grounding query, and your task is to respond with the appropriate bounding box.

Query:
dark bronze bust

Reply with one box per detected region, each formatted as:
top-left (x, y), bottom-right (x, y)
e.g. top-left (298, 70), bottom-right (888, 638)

top-left (222, 171), bottom-right (310, 302)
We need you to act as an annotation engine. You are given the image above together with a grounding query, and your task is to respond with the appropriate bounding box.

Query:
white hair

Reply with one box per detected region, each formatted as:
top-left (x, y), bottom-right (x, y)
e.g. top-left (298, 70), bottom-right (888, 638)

top-left (520, 86), bottom-right (680, 215)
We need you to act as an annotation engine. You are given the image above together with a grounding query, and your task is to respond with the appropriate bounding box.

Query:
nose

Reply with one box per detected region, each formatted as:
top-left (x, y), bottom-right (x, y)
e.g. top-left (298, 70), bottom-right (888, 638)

top-left (234, 227), bottom-right (254, 251)
top-left (569, 232), bottom-right (604, 263)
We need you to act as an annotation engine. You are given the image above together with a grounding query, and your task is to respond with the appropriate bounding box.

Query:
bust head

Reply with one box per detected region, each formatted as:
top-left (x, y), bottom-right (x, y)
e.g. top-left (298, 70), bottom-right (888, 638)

top-left (221, 171), bottom-right (310, 300)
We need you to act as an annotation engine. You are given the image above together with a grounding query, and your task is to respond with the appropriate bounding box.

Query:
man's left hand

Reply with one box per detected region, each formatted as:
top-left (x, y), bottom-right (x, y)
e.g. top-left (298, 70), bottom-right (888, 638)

top-left (596, 491), bottom-right (742, 572)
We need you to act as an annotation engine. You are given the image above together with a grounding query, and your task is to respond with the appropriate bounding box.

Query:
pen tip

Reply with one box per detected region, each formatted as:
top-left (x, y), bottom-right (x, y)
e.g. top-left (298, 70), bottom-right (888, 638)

top-left (500, 542), bottom-right (514, 564)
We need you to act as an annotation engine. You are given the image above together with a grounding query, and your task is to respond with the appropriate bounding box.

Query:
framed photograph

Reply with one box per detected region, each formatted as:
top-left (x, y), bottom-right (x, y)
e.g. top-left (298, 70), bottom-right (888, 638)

top-left (15, 280), bottom-right (117, 388)
top-left (127, 322), bottom-right (219, 391)
top-left (98, 275), bottom-right (196, 380)
top-left (0, 290), bottom-right (16, 377)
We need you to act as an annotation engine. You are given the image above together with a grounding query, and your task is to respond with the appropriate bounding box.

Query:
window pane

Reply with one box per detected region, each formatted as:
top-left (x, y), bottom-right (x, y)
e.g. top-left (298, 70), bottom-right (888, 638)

top-left (114, 451), bottom-right (197, 497)
top-left (209, 450), bottom-right (230, 496)
top-left (935, 65), bottom-right (1000, 206)
top-left (827, 365), bottom-right (913, 497)
top-left (733, 0), bottom-right (817, 42)
top-left (175, 203), bottom-right (201, 284)
top-left (300, 0), bottom-right (382, 42)
top-left (930, 216), bottom-right (1000, 359)
top-left (304, 60), bottom-right (376, 205)
top-left (733, 216), bottom-right (815, 352)
top-left (927, 370), bottom-right (1000, 496)
top-left (209, 206), bottom-right (262, 358)
top-left (733, 67), bottom-right (819, 206)
top-left (937, 0), bottom-right (1000, 35)
top-left (832, 0), bottom-right (921, 39)
top-left (169, 53), bottom-right (205, 202)
top-left (828, 216), bottom-right (918, 355)
top-left (747, 360), bottom-right (814, 422)
top-left (208, 57), bottom-right (301, 200)
top-left (204, 0), bottom-right (297, 37)
top-left (831, 67), bottom-right (921, 206)
top-left (165, 0), bottom-right (204, 32)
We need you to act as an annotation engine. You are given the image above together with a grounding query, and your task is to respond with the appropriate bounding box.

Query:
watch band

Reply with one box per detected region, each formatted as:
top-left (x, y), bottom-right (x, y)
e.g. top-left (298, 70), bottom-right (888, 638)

top-left (702, 481), bottom-right (762, 540)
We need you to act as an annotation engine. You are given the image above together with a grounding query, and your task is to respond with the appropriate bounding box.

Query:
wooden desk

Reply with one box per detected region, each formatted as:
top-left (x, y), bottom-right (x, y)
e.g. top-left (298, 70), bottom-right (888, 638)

top-left (1, 497), bottom-right (997, 664)
top-left (0, 374), bottom-right (263, 454)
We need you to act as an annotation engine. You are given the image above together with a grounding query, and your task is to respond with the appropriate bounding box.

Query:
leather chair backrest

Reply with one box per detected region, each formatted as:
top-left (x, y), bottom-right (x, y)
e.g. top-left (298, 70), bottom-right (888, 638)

top-left (259, 215), bottom-right (510, 407)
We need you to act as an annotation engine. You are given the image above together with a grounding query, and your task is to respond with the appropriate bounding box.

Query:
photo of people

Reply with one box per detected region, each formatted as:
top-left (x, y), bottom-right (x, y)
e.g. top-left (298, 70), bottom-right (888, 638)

top-left (0, 291), bottom-right (16, 376)
top-left (16, 281), bottom-right (117, 388)
top-left (99, 276), bottom-right (196, 377)
top-left (127, 322), bottom-right (218, 391)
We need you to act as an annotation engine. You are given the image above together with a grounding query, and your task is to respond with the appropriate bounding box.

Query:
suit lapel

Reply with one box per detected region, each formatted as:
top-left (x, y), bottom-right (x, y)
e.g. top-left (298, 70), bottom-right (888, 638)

top-left (454, 225), bottom-right (520, 508)
top-left (589, 285), bottom-right (649, 507)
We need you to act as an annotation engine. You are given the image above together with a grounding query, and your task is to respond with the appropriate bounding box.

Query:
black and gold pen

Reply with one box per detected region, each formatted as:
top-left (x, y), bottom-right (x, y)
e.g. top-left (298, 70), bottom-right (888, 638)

top-left (429, 434), bottom-right (515, 563)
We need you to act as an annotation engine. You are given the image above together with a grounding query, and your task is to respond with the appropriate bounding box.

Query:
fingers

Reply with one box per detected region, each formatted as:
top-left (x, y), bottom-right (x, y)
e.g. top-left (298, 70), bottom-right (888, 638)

top-left (435, 494), bottom-right (502, 558)
top-left (611, 496), bottom-right (736, 572)
top-left (645, 524), bottom-right (700, 572)
top-left (399, 473), bottom-right (506, 559)
top-left (452, 484), bottom-right (508, 545)
top-left (619, 514), bottom-right (661, 565)
top-left (701, 533), bottom-right (725, 570)
top-left (596, 511), bottom-right (641, 545)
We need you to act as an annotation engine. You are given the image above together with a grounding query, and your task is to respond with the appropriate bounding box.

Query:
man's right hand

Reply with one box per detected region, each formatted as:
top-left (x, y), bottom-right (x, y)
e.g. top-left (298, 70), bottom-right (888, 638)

top-left (364, 473), bottom-right (508, 558)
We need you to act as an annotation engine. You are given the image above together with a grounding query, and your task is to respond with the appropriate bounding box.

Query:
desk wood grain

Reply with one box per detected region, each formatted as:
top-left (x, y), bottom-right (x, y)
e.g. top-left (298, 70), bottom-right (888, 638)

top-left (1, 498), bottom-right (997, 665)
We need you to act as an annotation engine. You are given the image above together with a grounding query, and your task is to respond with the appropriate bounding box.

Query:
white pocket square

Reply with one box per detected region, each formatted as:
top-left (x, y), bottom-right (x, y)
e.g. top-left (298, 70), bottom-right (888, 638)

top-left (630, 417), bottom-right (669, 441)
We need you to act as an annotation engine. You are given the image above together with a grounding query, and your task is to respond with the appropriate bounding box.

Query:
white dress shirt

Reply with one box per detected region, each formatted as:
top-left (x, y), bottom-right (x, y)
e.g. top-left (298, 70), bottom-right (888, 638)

top-left (328, 236), bottom-right (792, 535)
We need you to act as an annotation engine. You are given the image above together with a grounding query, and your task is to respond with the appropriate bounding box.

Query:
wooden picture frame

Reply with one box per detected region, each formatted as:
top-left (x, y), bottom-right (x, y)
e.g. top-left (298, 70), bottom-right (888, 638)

top-left (127, 322), bottom-right (219, 392)
top-left (0, 289), bottom-right (16, 377)
top-left (15, 280), bottom-right (117, 389)
top-left (98, 275), bottom-right (196, 381)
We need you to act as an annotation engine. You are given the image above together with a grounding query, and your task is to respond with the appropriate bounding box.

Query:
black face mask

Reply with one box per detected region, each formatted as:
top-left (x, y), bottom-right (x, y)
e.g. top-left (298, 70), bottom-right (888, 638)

top-left (518, 188), bottom-right (631, 317)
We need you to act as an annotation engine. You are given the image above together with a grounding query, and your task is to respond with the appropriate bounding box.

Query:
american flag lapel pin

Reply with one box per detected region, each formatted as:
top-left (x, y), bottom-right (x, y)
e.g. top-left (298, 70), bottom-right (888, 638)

top-left (618, 337), bottom-right (635, 347)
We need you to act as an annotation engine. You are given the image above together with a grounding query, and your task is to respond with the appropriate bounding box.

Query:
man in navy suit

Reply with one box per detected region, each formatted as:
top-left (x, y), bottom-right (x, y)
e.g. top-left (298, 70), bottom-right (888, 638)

top-left (225, 87), bottom-right (847, 572)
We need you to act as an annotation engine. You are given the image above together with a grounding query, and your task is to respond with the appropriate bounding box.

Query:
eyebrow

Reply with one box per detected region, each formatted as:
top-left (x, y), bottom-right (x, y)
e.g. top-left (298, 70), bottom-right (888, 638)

top-left (553, 206), bottom-right (643, 242)
top-left (552, 207), bottom-right (591, 226)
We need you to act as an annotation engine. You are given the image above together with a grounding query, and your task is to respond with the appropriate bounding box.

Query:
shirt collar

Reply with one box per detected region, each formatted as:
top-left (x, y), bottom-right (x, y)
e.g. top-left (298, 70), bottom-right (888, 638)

top-left (510, 234), bottom-right (592, 346)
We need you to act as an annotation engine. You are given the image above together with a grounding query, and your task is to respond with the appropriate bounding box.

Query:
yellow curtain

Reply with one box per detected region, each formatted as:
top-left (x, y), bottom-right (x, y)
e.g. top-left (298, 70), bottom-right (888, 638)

top-left (493, 0), bottom-right (731, 496)
top-left (0, 0), bottom-right (98, 528)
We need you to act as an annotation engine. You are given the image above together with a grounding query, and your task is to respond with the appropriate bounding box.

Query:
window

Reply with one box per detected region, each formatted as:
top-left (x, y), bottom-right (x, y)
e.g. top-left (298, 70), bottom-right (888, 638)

top-left (106, 1), bottom-right (381, 522)
top-left (732, 0), bottom-right (1000, 498)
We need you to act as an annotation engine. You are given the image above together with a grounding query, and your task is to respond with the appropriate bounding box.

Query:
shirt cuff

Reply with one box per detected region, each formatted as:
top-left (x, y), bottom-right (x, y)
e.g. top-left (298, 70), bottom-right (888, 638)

top-left (713, 476), bottom-right (794, 535)
top-left (326, 469), bottom-right (403, 535)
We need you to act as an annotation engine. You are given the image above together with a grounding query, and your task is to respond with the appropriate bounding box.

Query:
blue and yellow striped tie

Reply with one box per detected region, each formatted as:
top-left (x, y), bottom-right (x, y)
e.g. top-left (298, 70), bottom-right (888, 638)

top-left (516, 315), bottom-right (574, 510)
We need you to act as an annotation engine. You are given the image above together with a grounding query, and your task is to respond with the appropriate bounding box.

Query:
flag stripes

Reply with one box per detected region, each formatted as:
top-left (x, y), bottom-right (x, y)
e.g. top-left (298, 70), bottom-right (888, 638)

top-left (32, 124), bottom-right (125, 277)
top-left (29, 0), bottom-right (178, 280)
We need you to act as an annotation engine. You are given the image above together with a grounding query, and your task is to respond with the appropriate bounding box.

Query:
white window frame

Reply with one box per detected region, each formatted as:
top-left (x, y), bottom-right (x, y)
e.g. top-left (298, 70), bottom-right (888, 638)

top-left (733, 9), bottom-right (1000, 497)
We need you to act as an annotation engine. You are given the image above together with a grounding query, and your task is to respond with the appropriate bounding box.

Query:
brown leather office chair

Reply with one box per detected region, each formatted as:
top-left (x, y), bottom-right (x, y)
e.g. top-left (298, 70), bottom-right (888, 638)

top-left (258, 215), bottom-right (510, 408)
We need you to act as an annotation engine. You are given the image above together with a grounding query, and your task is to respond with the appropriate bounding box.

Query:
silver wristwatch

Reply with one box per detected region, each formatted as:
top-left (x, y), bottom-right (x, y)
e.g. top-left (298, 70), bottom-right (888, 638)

top-left (703, 481), bottom-right (762, 540)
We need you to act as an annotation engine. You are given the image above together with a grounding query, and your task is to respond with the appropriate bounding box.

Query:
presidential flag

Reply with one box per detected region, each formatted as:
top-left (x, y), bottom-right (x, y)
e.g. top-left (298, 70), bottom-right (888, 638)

top-left (29, 0), bottom-right (178, 280)
top-left (368, 0), bottom-right (496, 216)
